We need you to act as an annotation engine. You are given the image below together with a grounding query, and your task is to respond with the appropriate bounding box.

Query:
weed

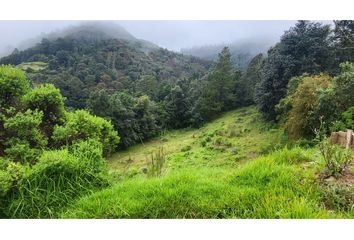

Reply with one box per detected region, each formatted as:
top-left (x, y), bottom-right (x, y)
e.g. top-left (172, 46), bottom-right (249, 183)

top-left (318, 139), bottom-right (352, 178)
top-left (146, 147), bottom-right (166, 177)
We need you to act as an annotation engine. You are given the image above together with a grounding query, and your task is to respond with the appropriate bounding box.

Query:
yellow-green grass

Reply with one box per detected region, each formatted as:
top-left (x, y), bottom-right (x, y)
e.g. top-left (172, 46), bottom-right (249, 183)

top-left (62, 148), bottom-right (351, 219)
top-left (108, 106), bottom-right (284, 175)
top-left (17, 62), bottom-right (47, 71)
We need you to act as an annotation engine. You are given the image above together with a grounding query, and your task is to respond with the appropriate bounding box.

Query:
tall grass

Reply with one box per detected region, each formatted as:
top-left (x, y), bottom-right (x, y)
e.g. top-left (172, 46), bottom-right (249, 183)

top-left (2, 140), bottom-right (110, 218)
top-left (61, 148), bottom-right (339, 219)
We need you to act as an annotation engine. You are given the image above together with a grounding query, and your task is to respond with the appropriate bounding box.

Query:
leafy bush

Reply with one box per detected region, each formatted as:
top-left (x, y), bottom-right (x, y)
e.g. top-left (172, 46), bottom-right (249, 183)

top-left (321, 184), bottom-right (354, 212)
top-left (53, 110), bottom-right (120, 156)
top-left (3, 109), bottom-right (47, 164)
top-left (22, 84), bottom-right (66, 137)
top-left (0, 65), bottom-right (30, 108)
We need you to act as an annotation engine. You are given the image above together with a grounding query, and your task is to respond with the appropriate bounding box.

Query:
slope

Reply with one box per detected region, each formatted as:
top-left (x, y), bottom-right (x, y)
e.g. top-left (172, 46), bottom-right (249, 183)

top-left (0, 22), bottom-right (211, 108)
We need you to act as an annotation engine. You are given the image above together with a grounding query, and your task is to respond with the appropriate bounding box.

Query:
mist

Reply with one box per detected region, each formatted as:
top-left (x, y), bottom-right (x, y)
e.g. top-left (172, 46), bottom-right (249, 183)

top-left (0, 20), bottom-right (332, 57)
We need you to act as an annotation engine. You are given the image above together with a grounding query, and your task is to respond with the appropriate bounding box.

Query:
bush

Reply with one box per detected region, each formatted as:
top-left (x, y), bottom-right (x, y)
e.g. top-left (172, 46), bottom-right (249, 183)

top-left (22, 84), bottom-right (66, 137)
top-left (4, 140), bottom-right (110, 218)
top-left (3, 109), bottom-right (47, 164)
top-left (53, 110), bottom-right (120, 156)
top-left (321, 184), bottom-right (354, 212)
top-left (318, 139), bottom-right (352, 178)
top-left (0, 65), bottom-right (30, 108)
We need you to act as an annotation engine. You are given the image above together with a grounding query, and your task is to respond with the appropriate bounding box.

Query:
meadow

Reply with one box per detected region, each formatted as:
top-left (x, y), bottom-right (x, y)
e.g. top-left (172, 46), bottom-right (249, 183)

top-left (61, 106), bottom-right (354, 218)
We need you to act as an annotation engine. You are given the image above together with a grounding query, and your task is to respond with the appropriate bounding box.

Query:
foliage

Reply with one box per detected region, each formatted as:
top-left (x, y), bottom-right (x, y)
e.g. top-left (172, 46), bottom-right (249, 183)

top-left (0, 26), bottom-right (210, 109)
top-left (317, 139), bottom-right (352, 178)
top-left (53, 110), bottom-right (120, 156)
top-left (0, 65), bottom-right (30, 109)
top-left (239, 53), bottom-right (264, 105)
top-left (333, 20), bottom-right (354, 65)
top-left (321, 184), bottom-right (354, 212)
top-left (4, 140), bottom-right (110, 218)
top-left (4, 109), bottom-right (47, 164)
top-left (22, 84), bottom-right (66, 139)
top-left (283, 74), bottom-right (332, 139)
top-left (333, 106), bottom-right (354, 131)
top-left (88, 90), bottom-right (163, 148)
top-left (255, 21), bottom-right (334, 120)
top-left (332, 62), bottom-right (354, 112)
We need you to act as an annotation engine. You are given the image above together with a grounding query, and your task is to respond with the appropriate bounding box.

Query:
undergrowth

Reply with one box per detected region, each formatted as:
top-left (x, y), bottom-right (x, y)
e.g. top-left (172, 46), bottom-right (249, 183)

top-left (61, 148), bottom-right (341, 219)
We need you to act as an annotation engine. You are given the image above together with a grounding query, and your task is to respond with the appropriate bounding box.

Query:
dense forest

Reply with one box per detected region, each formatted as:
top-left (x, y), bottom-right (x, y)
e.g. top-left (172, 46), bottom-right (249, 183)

top-left (0, 20), bottom-right (354, 218)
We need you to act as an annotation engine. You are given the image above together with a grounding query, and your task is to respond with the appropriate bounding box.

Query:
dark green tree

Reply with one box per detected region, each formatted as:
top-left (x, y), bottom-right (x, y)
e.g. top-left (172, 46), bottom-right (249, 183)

top-left (255, 21), bottom-right (333, 120)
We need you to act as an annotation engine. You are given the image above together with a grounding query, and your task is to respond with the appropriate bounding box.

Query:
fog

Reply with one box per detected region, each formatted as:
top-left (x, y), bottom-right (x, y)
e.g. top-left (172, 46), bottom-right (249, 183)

top-left (0, 20), bottom-right (331, 57)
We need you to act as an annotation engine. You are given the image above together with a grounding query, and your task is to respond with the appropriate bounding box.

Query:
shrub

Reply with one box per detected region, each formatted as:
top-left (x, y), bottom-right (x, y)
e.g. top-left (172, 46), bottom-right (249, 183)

top-left (0, 170), bottom-right (12, 197)
top-left (3, 109), bottom-right (47, 164)
top-left (318, 139), bottom-right (352, 178)
top-left (53, 110), bottom-right (120, 156)
top-left (22, 84), bottom-right (66, 138)
top-left (5, 140), bottom-right (110, 218)
top-left (321, 184), bottom-right (354, 212)
top-left (0, 65), bottom-right (30, 108)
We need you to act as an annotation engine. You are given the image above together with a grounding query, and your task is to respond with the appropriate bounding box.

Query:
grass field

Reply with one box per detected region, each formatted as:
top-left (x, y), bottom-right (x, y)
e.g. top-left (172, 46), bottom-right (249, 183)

top-left (61, 106), bottom-right (353, 218)
top-left (108, 106), bottom-right (284, 177)
top-left (17, 61), bottom-right (47, 71)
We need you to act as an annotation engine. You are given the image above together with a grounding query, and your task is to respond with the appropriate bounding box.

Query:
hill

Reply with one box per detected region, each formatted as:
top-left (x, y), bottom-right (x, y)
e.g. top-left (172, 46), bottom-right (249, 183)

top-left (61, 106), bottom-right (354, 218)
top-left (0, 22), bottom-right (211, 108)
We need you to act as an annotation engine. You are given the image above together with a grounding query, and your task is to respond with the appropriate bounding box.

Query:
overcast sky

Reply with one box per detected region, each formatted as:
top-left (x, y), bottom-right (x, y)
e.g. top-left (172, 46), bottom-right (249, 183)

top-left (0, 20), bottom-right (332, 56)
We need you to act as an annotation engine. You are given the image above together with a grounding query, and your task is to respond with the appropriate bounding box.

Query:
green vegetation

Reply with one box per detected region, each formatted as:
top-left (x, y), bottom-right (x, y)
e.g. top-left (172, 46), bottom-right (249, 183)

top-left (107, 107), bottom-right (283, 173)
top-left (0, 65), bottom-right (119, 218)
top-left (0, 20), bottom-right (353, 219)
top-left (62, 148), bottom-right (351, 219)
top-left (17, 62), bottom-right (47, 72)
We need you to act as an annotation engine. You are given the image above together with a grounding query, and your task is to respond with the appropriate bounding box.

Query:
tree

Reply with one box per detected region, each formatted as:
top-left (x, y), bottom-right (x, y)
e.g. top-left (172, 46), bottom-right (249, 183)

top-left (255, 21), bottom-right (333, 120)
top-left (208, 47), bottom-right (236, 111)
top-left (165, 85), bottom-right (191, 129)
top-left (135, 75), bottom-right (158, 100)
top-left (239, 53), bottom-right (264, 105)
top-left (284, 74), bottom-right (332, 139)
top-left (332, 62), bottom-right (354, 112)
top-left (333, 20), bottom-right (354, 64)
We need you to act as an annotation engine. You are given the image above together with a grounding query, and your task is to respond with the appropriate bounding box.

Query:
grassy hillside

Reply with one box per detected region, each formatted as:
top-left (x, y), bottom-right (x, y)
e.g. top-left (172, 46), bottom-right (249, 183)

top-left (108, 106), bottom-right (284, 177)
top-left (60, 106), bottom-right (353, 218)
top-left (62, 147), bottom-right (352, 219)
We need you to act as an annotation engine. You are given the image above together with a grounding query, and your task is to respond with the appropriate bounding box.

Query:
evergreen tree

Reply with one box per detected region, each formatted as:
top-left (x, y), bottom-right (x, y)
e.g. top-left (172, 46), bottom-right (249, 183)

top-left (165, 85), bottom-right (191, 129)
top-left (255, 21), bottom-right (333, 120)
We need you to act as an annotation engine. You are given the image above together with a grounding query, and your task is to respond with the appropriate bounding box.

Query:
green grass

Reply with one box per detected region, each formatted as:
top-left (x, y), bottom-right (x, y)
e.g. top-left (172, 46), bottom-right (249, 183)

top-left (59, 106), bottom-right (353, 218)
top-left (62, 148), bottom-right (345, 219)
top-left (17, 62), bottom-right (47, 72)
top-left (108, 106), bottom-right (284, 176)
